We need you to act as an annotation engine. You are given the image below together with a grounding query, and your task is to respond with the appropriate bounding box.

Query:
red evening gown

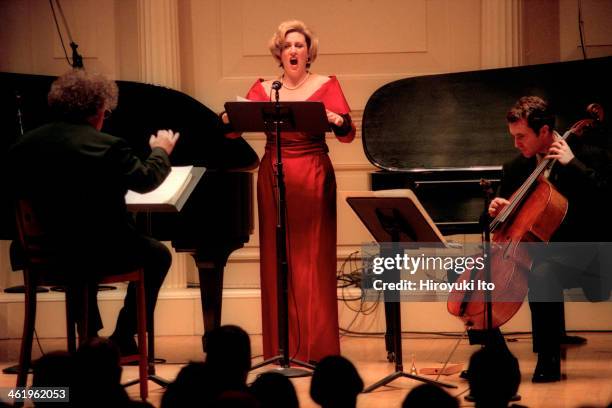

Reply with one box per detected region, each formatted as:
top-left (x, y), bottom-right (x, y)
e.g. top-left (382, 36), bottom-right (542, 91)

top-left (243, 76), bottom-right (355, 363)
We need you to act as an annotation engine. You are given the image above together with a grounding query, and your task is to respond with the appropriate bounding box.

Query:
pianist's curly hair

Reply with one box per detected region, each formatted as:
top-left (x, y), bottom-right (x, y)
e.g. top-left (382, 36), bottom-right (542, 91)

top-left (506, 96), bottom-right (555, 135)
top-left (269, 20), bottom-right (318, 69)
top-left (47, 69), bottom-right (118, 122)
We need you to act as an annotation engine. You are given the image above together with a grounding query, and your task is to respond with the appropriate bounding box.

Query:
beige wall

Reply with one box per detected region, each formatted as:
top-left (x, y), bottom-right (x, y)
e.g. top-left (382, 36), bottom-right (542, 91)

top-left (560, 0), bottom-right (612, 60)
top-left (186, 0), bottom-right (483, 112)
top-left (0, 0), bottom-right (120, 77)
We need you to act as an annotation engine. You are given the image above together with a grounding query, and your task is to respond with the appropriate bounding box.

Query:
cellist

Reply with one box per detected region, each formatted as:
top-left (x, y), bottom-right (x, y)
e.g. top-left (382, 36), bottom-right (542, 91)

top-left (488, 96), bottom-right (612, 383)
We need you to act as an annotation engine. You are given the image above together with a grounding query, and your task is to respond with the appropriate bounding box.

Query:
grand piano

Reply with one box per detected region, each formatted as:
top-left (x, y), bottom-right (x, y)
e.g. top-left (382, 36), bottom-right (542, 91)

top-left (0, 72), bottom-right (260, 351)
top-left (361, 56), bottom-right (611, 358)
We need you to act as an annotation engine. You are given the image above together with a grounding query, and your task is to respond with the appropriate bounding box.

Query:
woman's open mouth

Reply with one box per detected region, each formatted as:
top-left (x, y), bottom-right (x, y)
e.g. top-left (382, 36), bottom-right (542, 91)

top-left (290, 58), bottom-right (298, 66)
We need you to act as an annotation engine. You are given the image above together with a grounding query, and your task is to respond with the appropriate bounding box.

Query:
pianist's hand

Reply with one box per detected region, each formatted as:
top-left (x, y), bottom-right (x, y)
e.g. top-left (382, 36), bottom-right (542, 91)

top-left (150, 129), bottom-right (180, 155)
top-left (488, 197), bottom-right (510, 218)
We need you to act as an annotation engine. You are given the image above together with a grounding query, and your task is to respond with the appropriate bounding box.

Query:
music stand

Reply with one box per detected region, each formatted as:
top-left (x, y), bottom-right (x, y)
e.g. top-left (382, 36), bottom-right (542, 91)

top-left (225, 100), bottom-right (328, 377)
top-left (344, 189), bottom-right (457, 391)
top-left (124, 166), bottom-right (205, 388)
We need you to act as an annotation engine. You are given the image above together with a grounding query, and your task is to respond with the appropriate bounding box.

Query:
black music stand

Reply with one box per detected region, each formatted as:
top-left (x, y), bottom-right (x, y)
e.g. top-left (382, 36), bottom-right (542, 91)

top-left (345, 189), bottom-right (457, 391)
top-left (225, 100), bottom-right (328, 377)
top-left (125, 166), bottom-right (205, 388)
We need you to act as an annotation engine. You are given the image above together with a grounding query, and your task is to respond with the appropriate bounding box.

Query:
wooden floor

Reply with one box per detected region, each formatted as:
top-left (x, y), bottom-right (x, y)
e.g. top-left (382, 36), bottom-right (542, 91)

top-left (1, 332), bottom-right (611, 407)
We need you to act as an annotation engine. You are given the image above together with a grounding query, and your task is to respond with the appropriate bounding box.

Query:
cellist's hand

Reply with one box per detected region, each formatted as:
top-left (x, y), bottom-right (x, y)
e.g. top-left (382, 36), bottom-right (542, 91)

top-left (546, 139), bottom-right (575, 165)
top-left (489, 197), bottom-right (510, 218)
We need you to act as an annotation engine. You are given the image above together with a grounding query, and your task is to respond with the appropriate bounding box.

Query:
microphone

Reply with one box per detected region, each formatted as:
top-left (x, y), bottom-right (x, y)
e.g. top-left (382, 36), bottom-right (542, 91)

top-left (271, 81), bottom-right (282, 91)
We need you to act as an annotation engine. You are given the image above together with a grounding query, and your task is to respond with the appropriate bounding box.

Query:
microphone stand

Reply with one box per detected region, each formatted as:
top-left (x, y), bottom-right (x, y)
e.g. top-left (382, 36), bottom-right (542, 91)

top-left (463, 181), bottom-right (521, 403)
top-left (479, 180), bottom-right (494, 341)
top-left (250, 83), bottom-right (314, 377)
top-left (70, 41), bottom-right (84, 69)
top-left (50, 0), bottom-right (84, 69)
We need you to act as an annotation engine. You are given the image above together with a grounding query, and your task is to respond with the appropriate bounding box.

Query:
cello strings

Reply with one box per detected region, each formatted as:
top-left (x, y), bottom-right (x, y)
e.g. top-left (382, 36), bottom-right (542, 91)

top-left (490, 128), bottom-right (572, 232)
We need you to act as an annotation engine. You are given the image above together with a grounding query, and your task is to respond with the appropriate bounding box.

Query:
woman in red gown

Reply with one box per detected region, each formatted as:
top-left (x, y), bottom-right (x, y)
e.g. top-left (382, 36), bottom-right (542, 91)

top-left (222, 20), bottom-right (355, 363)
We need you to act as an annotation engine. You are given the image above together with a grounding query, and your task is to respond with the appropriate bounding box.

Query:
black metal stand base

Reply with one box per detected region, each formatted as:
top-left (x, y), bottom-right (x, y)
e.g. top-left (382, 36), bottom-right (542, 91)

top-left (251, 355), bottom-right (315, 378)
top-left (2, 364), bottom-right (29, 375)
top-left (365, 238), bottom-right (458, 393)
top-left (364, 370), bottom-right (456, 393)
top-left (123, 374), bottom-right (170, 388)
top-left (123, 362), bottom-right (170, 388)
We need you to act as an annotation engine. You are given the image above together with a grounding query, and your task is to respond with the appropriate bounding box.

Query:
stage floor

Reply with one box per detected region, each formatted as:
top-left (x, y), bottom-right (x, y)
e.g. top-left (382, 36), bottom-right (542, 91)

top-left (1, 332), bottom-right (611, 407)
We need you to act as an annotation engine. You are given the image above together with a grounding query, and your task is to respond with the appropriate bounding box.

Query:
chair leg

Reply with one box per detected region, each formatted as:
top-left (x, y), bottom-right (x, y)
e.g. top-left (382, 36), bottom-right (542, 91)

top-left (136, 272), bottom-right (148, 401)
top-left (79, 284), bottom-right (89, 347)
top-left (65, 286), bottom-right (77, 353)
top-left (16, 270), bottom-right (37, 407)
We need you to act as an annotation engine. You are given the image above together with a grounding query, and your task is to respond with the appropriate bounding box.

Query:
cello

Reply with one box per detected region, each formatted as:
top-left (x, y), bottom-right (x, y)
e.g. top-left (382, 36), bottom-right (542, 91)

top-left (447, 103), bottom-right (604, 330)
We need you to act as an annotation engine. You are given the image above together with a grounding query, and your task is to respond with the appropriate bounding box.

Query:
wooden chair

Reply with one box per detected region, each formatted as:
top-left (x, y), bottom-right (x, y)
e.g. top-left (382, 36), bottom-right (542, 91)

top-left (14, 198), bottom-right (149, 403)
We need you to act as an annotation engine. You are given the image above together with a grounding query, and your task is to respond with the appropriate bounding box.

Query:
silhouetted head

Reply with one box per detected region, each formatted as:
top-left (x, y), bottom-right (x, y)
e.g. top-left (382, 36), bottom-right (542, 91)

top-left (401, 383), bottom-right (458, 408)
top-left (250, 372), bottom-right (298, 408)
top-left (76, 337), bottom-right (122, 386)
top-left (468, 347), bottom-right (521, 408)
top-left (161, 362), bottom-right (215, 408)
top-left (32, 351), bottom-right (75, 407)
top-left (310, 355), bottom-right (363, 408)
top-left (205, 325), bottom-right (251, 387)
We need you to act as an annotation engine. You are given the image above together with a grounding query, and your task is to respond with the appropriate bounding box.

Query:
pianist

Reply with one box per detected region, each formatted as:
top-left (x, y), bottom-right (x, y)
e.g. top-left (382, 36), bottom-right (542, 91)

top-left (7, 69), bottom-right (179, 354)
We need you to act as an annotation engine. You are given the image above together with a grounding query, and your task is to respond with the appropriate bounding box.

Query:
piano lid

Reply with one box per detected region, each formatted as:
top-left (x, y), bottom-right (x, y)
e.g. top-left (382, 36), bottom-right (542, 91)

top-left (0, 72), bottom-right (259, 171)
top-left (362, 57), bottom-right (612, 172)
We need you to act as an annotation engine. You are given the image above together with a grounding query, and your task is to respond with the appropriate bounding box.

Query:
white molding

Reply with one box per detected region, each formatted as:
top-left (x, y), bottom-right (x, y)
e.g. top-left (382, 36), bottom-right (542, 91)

top-left (137, 0), bottom-right (181, 88)
top-left (481, 0), bottom-right (522, 68)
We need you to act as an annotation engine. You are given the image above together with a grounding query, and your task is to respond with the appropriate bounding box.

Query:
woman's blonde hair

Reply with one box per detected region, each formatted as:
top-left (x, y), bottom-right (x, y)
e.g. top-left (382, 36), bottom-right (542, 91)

top-left (268, 20), bottom-right (318, 69)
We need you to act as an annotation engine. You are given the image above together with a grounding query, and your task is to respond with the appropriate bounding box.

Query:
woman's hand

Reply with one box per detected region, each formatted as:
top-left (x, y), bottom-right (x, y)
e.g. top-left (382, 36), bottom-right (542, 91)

top-left (220, 112), bottom-right (230, 125)
top-left (326, 109), bottom-right (344, 127)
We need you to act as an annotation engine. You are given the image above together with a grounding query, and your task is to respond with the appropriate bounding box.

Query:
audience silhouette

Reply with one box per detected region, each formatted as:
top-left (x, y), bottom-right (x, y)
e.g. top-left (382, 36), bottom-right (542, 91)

top-left (250, 372), bottom-right (299, 408)
top-left (11, 324), bottom-right (611, 408)
top-left (467, 347), bottom-right (522, 408)
top-left (214, 390), bottom-right (260, 407)
top-left (401, 383), bottom-right (458, 408)
top-left (161, 362), bottom-right (215, 408)
top-left (205, 324), bottom-right (252, 390)
top-left (31, 351), bottom-right (75, 407)
top-left (310, 355), bottom-right (363, 408)
top-left (162, 325), bottom-right (252, 407)
top-left (73, 337), bottom-right (152, 407)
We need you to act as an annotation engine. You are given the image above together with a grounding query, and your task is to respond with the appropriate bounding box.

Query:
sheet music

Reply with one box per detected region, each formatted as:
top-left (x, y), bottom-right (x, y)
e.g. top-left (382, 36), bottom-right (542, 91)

top-left (125, 166), bottom-right (193, 207)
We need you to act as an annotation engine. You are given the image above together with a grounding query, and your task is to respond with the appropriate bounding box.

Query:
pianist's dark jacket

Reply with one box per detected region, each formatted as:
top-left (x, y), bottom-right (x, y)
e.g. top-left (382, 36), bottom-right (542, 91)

top-left (7, 121), bottom-right (170, 276)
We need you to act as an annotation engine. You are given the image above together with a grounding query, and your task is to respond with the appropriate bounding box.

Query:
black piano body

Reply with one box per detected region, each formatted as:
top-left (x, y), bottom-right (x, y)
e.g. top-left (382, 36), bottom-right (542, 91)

top-left (361, 57), bottom-right (612, 358)
top-left (0, 72), bottom-right (260, 350)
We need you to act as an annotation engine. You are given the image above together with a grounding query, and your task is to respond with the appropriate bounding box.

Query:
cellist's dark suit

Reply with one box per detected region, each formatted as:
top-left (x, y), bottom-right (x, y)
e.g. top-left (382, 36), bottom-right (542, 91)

top-left (498, 136), bottom-right (612, 358)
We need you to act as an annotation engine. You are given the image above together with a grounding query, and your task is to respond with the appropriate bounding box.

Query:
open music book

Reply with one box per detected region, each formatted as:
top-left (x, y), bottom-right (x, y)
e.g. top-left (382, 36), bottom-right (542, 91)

top-left (125, 166), bottom-right (205, 212)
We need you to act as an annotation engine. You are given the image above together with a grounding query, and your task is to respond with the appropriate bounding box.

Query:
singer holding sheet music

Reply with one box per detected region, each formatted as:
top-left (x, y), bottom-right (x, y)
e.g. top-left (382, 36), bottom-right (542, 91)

top-left (221, 20), bottom-right (356, 363)
top-left (7, 69), bottom-right (179, 355)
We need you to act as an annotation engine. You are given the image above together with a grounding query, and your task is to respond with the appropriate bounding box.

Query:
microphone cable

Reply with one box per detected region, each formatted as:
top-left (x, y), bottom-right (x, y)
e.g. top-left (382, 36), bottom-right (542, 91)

top-left (49, 0), bottom-right (72, 67)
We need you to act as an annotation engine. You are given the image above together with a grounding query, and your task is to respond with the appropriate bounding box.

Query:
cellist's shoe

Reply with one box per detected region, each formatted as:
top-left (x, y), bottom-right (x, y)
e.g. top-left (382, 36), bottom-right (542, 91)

top-left (532, 352), bottom-right (561, 383)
